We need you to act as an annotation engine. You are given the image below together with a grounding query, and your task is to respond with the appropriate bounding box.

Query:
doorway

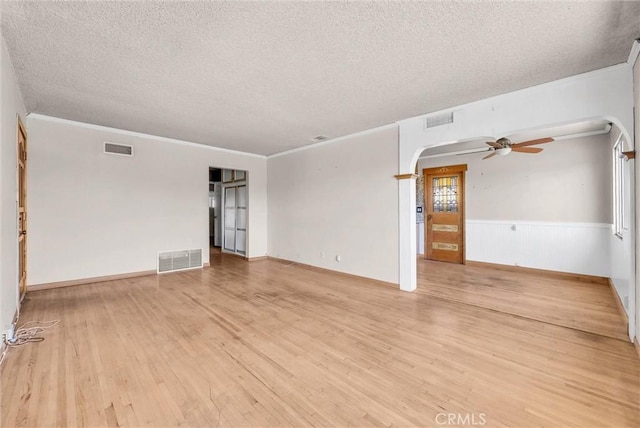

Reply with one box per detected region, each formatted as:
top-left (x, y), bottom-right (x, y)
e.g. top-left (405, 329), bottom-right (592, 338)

top-left (17, 117), bottom-right (27, 299)
top-left (423, 164), bottom-right (466, 264)
top-left (209, 167), bottom-right (248, 257)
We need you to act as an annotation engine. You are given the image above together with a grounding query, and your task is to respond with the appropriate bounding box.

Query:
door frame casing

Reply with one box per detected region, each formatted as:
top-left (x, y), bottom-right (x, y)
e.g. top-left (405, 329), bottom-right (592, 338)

top-left (17, 115), bottom-right (27, 300)
top-left (423, 164), bottom-right (467, 264)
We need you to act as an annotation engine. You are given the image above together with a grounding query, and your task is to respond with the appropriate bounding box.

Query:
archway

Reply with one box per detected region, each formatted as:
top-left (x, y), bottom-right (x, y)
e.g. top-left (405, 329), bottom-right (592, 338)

top-left (396, 63), bottom-right (636, 340)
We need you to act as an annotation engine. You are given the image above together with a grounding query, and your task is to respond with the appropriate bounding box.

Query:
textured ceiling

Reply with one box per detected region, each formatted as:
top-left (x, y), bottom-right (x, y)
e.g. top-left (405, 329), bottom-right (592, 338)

top-left (2, 1), bottom-right (639, 156)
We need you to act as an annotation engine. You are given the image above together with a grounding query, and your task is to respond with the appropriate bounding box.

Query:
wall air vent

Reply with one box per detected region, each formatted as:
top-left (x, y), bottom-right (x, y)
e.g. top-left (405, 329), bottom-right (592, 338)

top-left (104, 142), bottom-right (133, 156)
top-left (158, 249), bottom-right (203, 273)
top-left (425, 112), bottom-right (454, 129)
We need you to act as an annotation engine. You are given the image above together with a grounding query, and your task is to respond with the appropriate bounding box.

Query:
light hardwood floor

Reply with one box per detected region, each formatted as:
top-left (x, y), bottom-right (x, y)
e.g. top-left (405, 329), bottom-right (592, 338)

top-left (1, 252), bottom-right (638, 427)
top-left (417, 260), bottom-right (630, 341)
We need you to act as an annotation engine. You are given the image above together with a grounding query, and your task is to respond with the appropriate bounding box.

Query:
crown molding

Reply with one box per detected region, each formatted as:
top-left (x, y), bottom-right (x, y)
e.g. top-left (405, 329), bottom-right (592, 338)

top-left (26, 113), bottom-right (267, 159)
top-left (267, 123), bottom-right (398, 159)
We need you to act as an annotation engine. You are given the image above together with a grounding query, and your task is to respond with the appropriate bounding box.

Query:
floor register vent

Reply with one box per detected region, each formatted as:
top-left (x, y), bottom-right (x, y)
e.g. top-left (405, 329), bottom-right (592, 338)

top-left (158, 249), bottom-right (203, 273)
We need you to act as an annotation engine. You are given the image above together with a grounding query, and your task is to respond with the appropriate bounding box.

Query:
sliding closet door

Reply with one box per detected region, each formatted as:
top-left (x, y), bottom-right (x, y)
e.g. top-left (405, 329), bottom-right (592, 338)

top-left (236, 185), bottom-right (247, 255)
top-left (221, 169), bottom-right (248, 256)
top-left (224, 187), bottom-right (236, 252)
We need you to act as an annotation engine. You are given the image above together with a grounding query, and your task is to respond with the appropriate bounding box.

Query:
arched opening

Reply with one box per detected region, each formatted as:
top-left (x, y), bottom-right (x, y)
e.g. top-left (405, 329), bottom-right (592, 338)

top-left (409, 120), bottom-right (635, 341)
top-left (396, 64), bottom-right (636, 341)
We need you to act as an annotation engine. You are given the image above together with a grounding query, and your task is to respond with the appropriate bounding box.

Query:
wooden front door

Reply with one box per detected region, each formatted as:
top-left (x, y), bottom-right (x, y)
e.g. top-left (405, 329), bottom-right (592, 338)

top-left (17, 117), bottom-right (27, 298)
top-left (424, 164), bottom-right (467, 264)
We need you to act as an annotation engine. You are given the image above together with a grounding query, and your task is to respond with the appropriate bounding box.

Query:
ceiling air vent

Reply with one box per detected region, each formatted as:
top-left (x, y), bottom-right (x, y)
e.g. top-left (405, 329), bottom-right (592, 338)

top-left (425, 112), bottom-right (454, 129)
top-left (104, 142), bottom-right (133, 156)
top-left (158, 249), bottom-right (203, 273)
top-left (310, 135), bottom-right (330, 143)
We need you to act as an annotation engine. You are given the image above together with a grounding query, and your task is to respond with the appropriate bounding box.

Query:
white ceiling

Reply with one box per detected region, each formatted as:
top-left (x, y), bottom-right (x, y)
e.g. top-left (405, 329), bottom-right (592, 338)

top-left (1, 1), bottom-right (639, 156)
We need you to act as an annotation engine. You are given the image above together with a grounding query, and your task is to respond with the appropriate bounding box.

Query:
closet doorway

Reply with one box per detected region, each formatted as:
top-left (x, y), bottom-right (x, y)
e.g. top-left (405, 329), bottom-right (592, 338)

top-left (209, 167), bottom-right (247, 257)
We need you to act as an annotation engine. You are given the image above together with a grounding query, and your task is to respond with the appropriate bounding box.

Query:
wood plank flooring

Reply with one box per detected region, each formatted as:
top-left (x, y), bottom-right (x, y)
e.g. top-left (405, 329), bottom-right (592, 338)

top-left (417, 260), bottom-right (629, 340)
top-left (1, 252), bottom-right (638, 427)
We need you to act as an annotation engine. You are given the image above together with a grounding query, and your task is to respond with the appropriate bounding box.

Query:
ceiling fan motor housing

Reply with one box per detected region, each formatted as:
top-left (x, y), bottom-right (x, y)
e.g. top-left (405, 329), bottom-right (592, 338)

top-left (496, 137), bottom-right (511, 147)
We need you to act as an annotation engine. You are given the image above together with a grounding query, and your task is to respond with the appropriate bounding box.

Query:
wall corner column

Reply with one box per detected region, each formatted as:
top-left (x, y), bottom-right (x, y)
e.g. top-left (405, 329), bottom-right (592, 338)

top-left (396, 174), bottom-right (417, 292)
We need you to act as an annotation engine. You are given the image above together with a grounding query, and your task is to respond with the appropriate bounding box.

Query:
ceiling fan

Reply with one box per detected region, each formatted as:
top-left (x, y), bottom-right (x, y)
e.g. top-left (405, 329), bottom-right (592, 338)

top-left (483, 137), bottom-right (554, 160)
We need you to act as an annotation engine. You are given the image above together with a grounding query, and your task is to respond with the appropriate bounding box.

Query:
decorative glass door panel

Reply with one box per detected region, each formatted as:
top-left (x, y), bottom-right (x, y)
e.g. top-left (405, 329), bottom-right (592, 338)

top-left (432, 176), bottom-right (458, 212)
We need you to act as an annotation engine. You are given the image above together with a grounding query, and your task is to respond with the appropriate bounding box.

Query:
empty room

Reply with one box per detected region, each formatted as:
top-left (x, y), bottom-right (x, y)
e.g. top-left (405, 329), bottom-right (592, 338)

top-left (1, 1), bottom-right (639, 427)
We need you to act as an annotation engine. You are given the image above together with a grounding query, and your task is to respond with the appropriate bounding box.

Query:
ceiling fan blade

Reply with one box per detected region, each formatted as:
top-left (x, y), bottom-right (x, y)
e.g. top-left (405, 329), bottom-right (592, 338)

top-left (482, 151), bottom-right (498, 160)
top-left (513, 137), bottom-right (554, 148)
top-left (486, 141), bottom-right (503, 148)
top-left (511, 146), bottom-right (543, 154)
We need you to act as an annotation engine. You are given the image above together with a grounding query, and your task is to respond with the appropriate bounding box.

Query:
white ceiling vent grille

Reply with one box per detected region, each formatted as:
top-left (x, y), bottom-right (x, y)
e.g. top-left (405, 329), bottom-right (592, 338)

top-left (425, 112), bottom-right (454, 129)
top-left (158, 249), bottom-right (203, 273)
top-left (104, 142), bottom-right (133, 156)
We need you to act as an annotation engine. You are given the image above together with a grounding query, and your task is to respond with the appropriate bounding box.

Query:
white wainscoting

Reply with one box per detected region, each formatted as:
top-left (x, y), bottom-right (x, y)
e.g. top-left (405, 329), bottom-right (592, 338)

top-left (417, 220), bottom-right (613, 277)
top-left (465, 220), bottom-right (612, 277)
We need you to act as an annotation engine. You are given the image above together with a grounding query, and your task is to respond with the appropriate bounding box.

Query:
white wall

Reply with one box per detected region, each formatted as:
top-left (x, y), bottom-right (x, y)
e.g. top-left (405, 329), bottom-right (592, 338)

top-left (417, 134), bottom-right (614, 277)
top-left (26, 117), bottom-right (267, 285)
top-left (419, 134), bottom-right (612, 222)
top-left (0, 36), bottom-right (27, 336)
top-left (267, 126), bottom-right (399, 284)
